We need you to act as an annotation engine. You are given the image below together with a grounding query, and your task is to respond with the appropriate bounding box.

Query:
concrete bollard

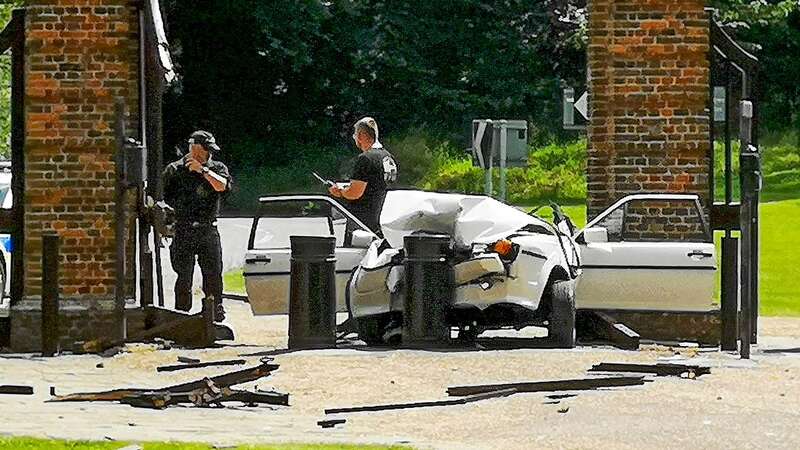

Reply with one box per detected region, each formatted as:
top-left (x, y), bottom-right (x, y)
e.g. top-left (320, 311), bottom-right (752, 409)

top-left (402, 233), bottom-right (454, 348)
top-left (288, 236), bottom-right (337, 350)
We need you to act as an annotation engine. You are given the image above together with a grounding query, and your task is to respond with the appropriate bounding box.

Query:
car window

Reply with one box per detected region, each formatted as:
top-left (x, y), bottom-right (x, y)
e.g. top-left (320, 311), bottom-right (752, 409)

top-left (251, 198), bottom-right (368, 249)
top-left (593, 207), bottom-right (624, 242)
top-left (0, 186), bottom-right (9, 210)
top-left (622, 199), bottom-right (707, 242)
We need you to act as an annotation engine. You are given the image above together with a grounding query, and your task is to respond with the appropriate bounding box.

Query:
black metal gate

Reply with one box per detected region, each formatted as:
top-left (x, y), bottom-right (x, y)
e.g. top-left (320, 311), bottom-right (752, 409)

top-left (708, 14), bottom-right (761, 358)
top-left (0, 9), bottom-right (26, 346)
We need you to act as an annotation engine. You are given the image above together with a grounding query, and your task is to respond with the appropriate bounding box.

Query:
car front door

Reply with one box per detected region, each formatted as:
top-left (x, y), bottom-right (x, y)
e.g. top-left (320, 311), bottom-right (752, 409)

top-left (575, 195), bottom-right (717, 312)
top-left (244, 195), bottom-right (377, 315)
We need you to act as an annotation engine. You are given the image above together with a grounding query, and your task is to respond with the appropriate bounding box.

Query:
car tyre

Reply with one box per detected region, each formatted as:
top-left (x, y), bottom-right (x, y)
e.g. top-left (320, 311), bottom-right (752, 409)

top-left (547, 279), bottom-right (576, 348)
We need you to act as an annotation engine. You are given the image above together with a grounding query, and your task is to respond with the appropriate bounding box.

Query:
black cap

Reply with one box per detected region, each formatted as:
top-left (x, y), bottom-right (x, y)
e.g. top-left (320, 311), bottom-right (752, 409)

top-left (188, 130), bottom-right (221, 153)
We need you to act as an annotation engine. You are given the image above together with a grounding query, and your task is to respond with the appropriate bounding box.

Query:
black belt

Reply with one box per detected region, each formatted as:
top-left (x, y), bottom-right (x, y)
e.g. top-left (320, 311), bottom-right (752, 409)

top-left (176, 221), bottom-right (218, 229)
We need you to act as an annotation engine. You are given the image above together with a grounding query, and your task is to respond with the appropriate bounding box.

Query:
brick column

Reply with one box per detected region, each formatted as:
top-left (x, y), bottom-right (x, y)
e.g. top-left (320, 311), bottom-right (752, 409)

top-left (10, 1), bottom-right (140, 351)
top-left (586, 0), bottom-right (710, 219)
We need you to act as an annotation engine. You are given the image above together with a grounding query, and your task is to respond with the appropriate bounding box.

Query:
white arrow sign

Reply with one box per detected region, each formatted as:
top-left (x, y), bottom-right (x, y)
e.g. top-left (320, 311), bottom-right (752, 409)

top-left (574, 92), bottom-right (588, 120)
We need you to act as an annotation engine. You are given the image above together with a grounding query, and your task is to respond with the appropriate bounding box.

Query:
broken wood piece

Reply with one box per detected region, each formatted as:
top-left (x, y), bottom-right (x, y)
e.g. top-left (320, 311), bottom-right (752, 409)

top-left (120, 379), bottom-right (289, 409)
top-left (49, 362), bottom-right (280, 402)
top-left (0, 385), bottom-right (33, 395)
top-left (576, 311), bottom-right (640, 350)
top-left (318, 419), bottom-right (346, 428)
top-left (588, 362), bottom-right (711, 377)
top-left (447, 376), bottom-right (646, 397)
top-left (325, 388), bottom-right (516, 415)
top-left (157, 359), bottom-right (246, 372)
top-left (177, 356), bottom-right (201, 364)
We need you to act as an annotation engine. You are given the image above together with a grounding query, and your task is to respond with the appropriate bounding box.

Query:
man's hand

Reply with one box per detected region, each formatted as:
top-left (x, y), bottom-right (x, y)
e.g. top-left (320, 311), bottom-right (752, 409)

top-left (185, 156), bottom-right (203, 173)
top-left (328, 185), bottom-right (342, 197)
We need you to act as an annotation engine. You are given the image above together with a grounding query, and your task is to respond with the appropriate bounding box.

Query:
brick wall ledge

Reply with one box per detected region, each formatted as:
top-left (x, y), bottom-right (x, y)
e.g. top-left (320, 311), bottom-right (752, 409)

top-left (11, 297), bottom-right (117, 312)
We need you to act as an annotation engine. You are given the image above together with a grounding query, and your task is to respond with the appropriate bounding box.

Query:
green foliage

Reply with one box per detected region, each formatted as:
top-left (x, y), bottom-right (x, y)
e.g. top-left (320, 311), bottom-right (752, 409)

top-left (423, 139), bottom-right (587, 205)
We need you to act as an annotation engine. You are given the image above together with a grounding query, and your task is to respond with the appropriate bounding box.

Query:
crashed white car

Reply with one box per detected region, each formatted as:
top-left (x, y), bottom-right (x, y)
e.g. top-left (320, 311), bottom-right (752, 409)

top-left (243, 191), bottom-right (718, 347)
top-left (244, 190), bottom-right (581, 346)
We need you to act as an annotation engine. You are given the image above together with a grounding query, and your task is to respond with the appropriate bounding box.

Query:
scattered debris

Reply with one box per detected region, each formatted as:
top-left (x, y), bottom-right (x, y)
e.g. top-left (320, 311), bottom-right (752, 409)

top-left (576, 311), bottom-right (640, 350)
top-left (178, 356), bottom-right (201, 364)
top-left (96, 363), bottom-right (104, 369)
top-left (325, 388), bottom-right (516, 415)
top-left (588, 362), bottom-right (711, 378)
top-left (546, 393), bottom-right (577, 400)
top-left (157, 359), bottom-right (246, 373)
top-left (0, 385), bottom-right (33, 395)
top-left (118, 445), bottom-right (143, 450)
top-left (557, 406), bottom-right (570, 414)
top-left (50, 362), bottom-right (281, 403)
top-left (318, 419), bottom-right (346, 428)
top-left (49, 386), bottom-right (56, 396)
top-left (120, 378), bottom-right (289, 409)
top-left (447, 376), bottom-right (646, 397)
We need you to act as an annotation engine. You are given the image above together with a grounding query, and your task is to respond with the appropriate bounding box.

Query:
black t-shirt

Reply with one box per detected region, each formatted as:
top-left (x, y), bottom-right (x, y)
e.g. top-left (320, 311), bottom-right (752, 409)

top-left (163, 157), bottom-right (232, 224)
top-left (347, 146), bottom-right (397, 233)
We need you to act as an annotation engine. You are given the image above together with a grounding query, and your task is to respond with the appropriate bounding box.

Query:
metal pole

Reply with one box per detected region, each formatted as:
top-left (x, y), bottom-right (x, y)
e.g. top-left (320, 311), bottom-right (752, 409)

top-left (484, 156), bottom-right (493, 198)
top-left (724, 62), bottom-right (733, 205)
top-left (720, 236), bottom-right (739, 351)
top-left (738, 100), bottom-right (754, 359)
top-left (114, 99), bottom-right (128, 342)
top-left (750, 70), bottom-right (760, 345)
top-left (499, 121), bottom-right (507, 202)
top-left (41, 233), bottom-right (60, 356)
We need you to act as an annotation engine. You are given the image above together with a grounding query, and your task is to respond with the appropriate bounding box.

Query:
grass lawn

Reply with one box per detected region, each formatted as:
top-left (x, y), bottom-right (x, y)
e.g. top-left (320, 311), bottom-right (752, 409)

top-left (0, 437), bottom-right (407, 450)
top-left (223, 199), bottom-right (799, 316)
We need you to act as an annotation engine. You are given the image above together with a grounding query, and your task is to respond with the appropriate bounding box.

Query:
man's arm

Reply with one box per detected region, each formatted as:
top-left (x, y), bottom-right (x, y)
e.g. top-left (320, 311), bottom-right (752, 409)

top-left (186, 158), bottom-right (229, 192)
top-left (330, 180), bottom-right (366, 200)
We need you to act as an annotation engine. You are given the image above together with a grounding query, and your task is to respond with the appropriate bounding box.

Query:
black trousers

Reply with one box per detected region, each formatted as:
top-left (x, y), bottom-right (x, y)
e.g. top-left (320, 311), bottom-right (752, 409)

top-left (170, 225), bottom-right (223, 312)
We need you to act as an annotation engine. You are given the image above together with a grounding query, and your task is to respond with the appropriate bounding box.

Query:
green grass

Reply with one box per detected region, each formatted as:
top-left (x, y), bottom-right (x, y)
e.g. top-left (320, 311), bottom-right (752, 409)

top-left (224, 268), bottom-right (245, 294)
top-left (0, 438), bottom-right (407, 450)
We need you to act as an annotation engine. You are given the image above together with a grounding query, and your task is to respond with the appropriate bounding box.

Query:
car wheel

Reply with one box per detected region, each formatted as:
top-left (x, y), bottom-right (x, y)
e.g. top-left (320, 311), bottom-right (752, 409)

top-left (547, 279), bottom-right (576, 348)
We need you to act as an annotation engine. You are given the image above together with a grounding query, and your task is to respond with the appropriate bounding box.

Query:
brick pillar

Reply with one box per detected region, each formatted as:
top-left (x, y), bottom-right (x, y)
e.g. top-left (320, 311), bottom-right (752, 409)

top-left (10, 1), bottom-right (140, 351)
top-left (586, 0), bottom-right (710, 219)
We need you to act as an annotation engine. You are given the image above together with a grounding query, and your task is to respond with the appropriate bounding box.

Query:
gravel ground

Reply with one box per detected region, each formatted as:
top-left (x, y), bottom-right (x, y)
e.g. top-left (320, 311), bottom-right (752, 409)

top-left (1, 301), bottom-right (800, 449)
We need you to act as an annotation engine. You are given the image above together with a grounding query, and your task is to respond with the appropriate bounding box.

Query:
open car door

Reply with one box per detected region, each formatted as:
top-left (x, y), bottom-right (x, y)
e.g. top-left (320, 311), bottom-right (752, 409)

top-left (575, 194), bottom-right (717, 312)
top-left (244, 195), bottom-right (377, 315)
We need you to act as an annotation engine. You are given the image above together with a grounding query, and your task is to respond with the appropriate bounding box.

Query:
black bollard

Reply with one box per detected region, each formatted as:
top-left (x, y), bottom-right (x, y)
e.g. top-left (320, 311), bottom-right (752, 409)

top-left (402, 234), bottom-right (454, 348)
top-left (720, 236), bottom-right (739, 351)
top-left (41, 233), bottom-right (60, 357)
top-left (288, 236), bottom-right (337, 349)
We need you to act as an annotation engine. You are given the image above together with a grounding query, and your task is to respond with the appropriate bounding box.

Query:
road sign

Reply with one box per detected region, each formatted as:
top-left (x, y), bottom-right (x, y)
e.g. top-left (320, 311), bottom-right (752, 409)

top-left (574, 92), bottom-right (588, 120)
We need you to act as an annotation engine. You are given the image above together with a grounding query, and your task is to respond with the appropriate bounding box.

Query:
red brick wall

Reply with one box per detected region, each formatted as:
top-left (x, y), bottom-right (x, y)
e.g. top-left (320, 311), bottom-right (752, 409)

top-left (23, 0), bottom-right (140, 299)
top-left (586, 0), bottom-right (710, 220)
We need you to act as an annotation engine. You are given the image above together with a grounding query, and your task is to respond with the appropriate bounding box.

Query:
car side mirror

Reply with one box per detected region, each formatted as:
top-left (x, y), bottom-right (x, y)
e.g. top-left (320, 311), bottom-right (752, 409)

top-left (582, 227), bottom-right (608, 243)
top-left (351, 229), bottom-right (377, 248)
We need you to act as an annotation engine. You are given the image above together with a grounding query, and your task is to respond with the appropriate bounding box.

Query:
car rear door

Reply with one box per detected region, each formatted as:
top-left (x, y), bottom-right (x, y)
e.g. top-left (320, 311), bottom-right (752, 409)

top-left (244, 195), bottom-right (376, 315)
top-left (575, 195), bottom-right (717, 312)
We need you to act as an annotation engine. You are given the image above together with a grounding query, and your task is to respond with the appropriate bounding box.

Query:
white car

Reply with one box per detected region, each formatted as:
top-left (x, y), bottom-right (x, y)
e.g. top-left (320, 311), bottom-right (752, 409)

top-left (243, 191), bottom-right (717, 347)
top-left (0, 162), bottom-right (12, 318)
top-left (244, 190), bottom-right (581, 347)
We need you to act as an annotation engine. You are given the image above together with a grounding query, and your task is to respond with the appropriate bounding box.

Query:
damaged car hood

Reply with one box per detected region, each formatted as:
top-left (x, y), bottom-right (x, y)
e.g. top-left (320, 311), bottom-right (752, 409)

top-left (381, 190), bottom-right (547, 248)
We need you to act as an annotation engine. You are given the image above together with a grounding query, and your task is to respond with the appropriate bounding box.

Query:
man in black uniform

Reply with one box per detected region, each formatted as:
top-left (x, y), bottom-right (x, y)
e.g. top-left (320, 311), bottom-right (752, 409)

top-left (329, 117), bottom-right (397, 236)
top-left (163, 131), bottom-right (232, 320)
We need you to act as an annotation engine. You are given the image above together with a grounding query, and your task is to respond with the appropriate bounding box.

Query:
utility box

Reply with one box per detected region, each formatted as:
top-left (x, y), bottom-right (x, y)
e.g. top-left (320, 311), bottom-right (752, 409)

top-left (470, 120), bottom-right (528, 168)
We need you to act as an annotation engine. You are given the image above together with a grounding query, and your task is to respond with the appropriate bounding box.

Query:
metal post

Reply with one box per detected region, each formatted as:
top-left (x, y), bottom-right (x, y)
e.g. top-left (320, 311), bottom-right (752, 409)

top-left (720, 236), bottom-right (739, 351)
top-left (499, 121), bottom-right (507, 202)
top-left (402, 234), bottom-right (453, 348)
top-left (288, 236), bottom-right (337, 349)
top-left (114, 99), bottom-right (128, 342)
top-left (41, 234), bottom-right (59, 357)
top-left (10, 9), bottom-right (26, 308)
top-left (738, 100), bottom-right (755, 359)
top-left (724, 62), bottom-right (733, 205)
top-left (484, 156), bottom-right (493, 198)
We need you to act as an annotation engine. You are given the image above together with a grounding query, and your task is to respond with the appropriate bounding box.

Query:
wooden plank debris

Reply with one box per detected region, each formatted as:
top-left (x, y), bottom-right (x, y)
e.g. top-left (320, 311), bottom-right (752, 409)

top-left (576, 311), bottom-right (640, 350)
top-left (325, 388), bottom-right (516, 415)
top-left (49, 362), bottom-right (280, 402)
top-left (177, 356), bottom-right (201, 364)
top-left (588, 362), bottom-right (711, 378)
top-left (318, 419), bottom-right (346, 428)
top-left (156, 359), bottom-right (246, 372)
top-left (0, 385), bottom-right (33, 395)
top-left (447, 376), bottom-right (646, 397)
top-left (119, 379), bottom-right (289, 409)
